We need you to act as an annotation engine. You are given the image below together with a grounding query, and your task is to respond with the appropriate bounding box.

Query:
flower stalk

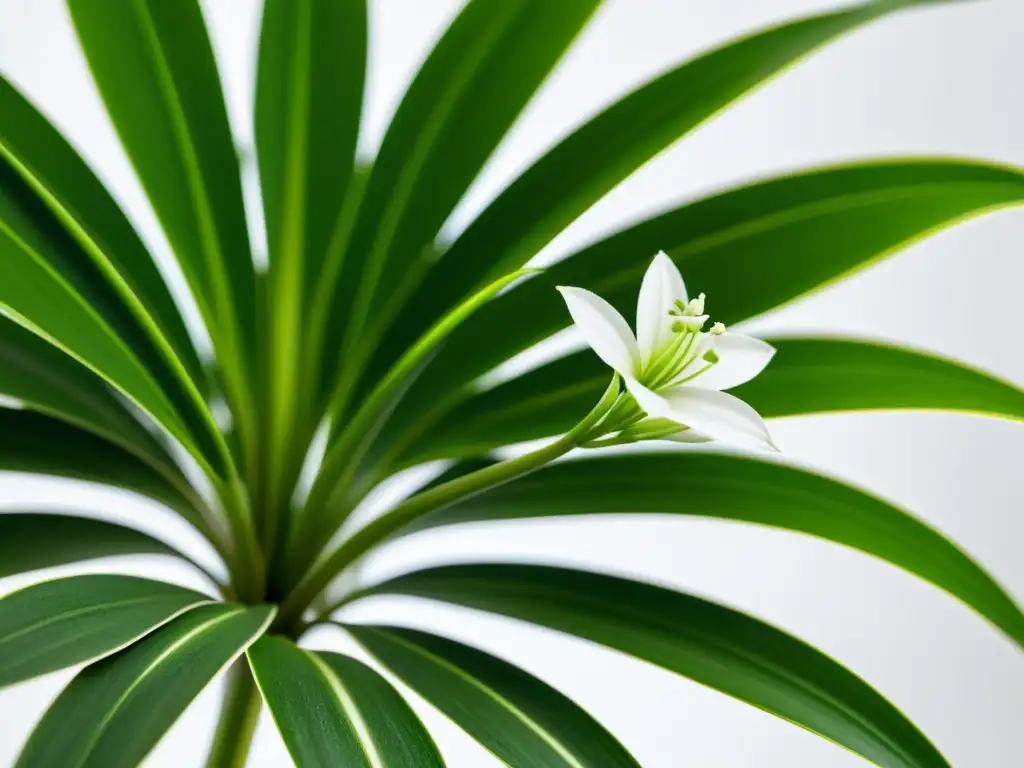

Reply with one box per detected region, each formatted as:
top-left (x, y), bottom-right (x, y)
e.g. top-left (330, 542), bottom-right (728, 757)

top-left (274, 373), bottom-right (621, 633)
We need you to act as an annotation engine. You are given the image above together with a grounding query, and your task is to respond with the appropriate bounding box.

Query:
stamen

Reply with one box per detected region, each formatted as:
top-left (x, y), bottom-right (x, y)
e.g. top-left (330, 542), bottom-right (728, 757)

top-left (710, 322), bottom-right (725, 335)
top-left (685, 293), bottom-right (706, 316)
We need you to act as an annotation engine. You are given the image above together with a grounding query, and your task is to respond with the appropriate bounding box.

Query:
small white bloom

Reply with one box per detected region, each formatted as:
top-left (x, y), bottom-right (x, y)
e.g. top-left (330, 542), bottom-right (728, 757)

top-left (557, 251), bottom-right (777, 451)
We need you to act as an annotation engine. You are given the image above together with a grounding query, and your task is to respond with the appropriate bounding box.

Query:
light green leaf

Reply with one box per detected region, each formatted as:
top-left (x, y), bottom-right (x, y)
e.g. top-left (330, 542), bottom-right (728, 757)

top-left (320, 0), bottom-right (601, 410)
top-left (393, 338), bottom-right (1024, 466)
top-left (0, 574), bottom-right (211, 688)
top-left (0, 313), bottom-right (175, 471)
top-left (0, 513), bottom-right (188, 580)
top-left (66, 0), bottom-right (257, 452)
top-left (0, 155), bottom-right (226, 477)
top-left (0, 76), bottom-right (203, 385)
top-left (15, 603), bottom-right (273, 768)
top-left (348, 624), bottom-right (640, 768)
top-left (248, 636), bottom-right (443, 767)
top-left (256, 0), bottom-right (366, 517)
top-left (363, 2), bottom-right (960, 410)
top-left (363, 564), bottom-right (950, 768)
top-left (371, 160), bottom-right (1024, 467)
top-left (399, 453), bottom-right (1024, 650)
top-left (0, 408), bottom-right (211, 536)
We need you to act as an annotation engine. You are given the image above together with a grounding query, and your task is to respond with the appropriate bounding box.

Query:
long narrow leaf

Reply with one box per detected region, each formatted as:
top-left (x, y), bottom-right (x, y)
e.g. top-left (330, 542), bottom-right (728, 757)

top-left (0, 158), bottom-right (227, 476)
top-left (348, 624), bottom-right (640, 767)
top-left (362, 564), bottom-right (949, 768)
top-left (371, 160), bottom-right (1024, 466)
top-left (320, 0), bottom-right (601, 411)
top-left (66, 0), bottom-right (257, 452)
top-left (397, 453), bottom-right (1024, 650)
top-left (0, 575), bottom-right (211, 688)
top-left (0, 76), bottom-right (203, 384)
top-left (0, 314), bottom-right (174, 469)
top-left (0, 513), bottom-right (188, 580)
top-left (15, 603), bottom-right (273, 768)
top-left (0, 408), bottom-right (211, 537)
top-left (256, 0), bottom-right (366, 517)
top-left (393, 338), bottom-right (1024, 466)
top-left (248, 636), bottom-right (443, 767)
top-left (364, 1), bottom-right (957, 406)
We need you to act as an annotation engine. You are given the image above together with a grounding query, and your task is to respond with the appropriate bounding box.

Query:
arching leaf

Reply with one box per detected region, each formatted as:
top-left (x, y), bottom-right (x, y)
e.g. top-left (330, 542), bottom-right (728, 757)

top-left (362, 564), bottom-right (949, 768)
top-left (0, 575), bottom-right (211, 688)
top-left (0, 314), bottom-right (173, 469)
top-left (0, 513), bottom-right (188, 580)
top-left (393, 338), bottom-right (1024, 466)
top-left (15, 604), bottom-right (273, 768)
top-left (371, 160), bottom-right (1024, 468)
top-left (349, 624), bottom-right (640, 767)
top-left (0, 76), bottom-right (203, 384)
top-left (396, 453), bottom-right (1024, 650)
top-left (362, 2), bottom-right (961, 412)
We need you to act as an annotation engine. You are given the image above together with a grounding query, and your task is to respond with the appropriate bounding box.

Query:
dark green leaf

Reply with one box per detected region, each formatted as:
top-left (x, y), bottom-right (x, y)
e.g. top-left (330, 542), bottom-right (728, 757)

top-left (0, 408), bottom-right (207, 533)
top-left (372, 160), bottom-right (1024, 466)
top-left (0, 575), bottom-right (211, 688)
top-left (364, 564), bottom-right (949, 768)
top-left (0, 513), bottom-right (185, 580)
top-left (0, 313), bottom-right (174, 469)
top-left (394, 338), bottom-right (1024, 466)
top-left (248, 636), bottom-right (443, 767)
top-left (320, 0), bottom-right (601, 408)
top-left (0, 76), bottom-right (203, 385)
top-left (349, 624), bottom-right (639, 767)
top-left (15, 603), bottom-right (273, 768)
top-left (0, 153), bottom-right (226, 476)
top-left (256, 0), bottom-right (366, 511)
top-left (399, 453), bottom-right (1024, 650)
top-left (364, 2), bottom-right (960, 410)
top-left (66, 0), bottom-right (257, 448)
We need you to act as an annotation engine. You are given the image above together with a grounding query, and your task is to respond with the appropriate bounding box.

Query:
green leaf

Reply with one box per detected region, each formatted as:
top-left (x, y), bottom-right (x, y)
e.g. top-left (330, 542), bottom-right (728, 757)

top-left (320, 0), bottom-right (601, 408)
top-left (0, 408), bottom-right (210, 535)
top-left (256, 0), bottom-right (366, 514)
top-left (363, 564), bottom-right (949, 768)
top-left (0, 574), bottom-right (211, 688)
top-left (398, 453), bottom-right (1024, 650)
top-left (393, 337), bottom-right (1024, 466)
top-left (248, 636), bottom-right (444, 767)
top-left (15, 603), bottom-right (273, 768)
top-left (0, 313), bottom-right (175, 470)
top-left (0, 513), bottom-right (186, 580)
top-left (364, 2), bottom-right (960, 411)
top-left (66, 0), bottom-right (257, 450)
top-left (0, 153), bottom-right (227, 477)
top-left (0, 76), bottom-right (203, 385)
top-left (372, 159), bottom-right (1024, 467)
top-left (348, 624), bottom-right (640, 767)
top-left (733, 337), bottom-right (1024, 420)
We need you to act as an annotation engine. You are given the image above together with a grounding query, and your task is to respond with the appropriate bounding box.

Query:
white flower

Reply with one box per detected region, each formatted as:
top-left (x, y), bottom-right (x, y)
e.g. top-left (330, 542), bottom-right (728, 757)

top-left (557, 251), bottom-right (777, 451)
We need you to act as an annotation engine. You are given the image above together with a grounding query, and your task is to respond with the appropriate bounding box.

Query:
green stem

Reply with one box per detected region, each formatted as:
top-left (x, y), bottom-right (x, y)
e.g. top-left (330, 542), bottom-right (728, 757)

top-left (275, 374), bottom-right (620, 631)
top-left (206, 660), bottom-right (262, 768)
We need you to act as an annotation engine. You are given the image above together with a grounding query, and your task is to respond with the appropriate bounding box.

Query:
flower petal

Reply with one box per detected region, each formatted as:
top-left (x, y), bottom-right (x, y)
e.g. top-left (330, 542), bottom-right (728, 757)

top-left (636, 251), bottom-right (687, 367)
top-left (628, 379), bottom-right (776, 451)
top-left (692, 333), bottom-right (776, 391)
top-left (558, 286), bottom-right (640, 377)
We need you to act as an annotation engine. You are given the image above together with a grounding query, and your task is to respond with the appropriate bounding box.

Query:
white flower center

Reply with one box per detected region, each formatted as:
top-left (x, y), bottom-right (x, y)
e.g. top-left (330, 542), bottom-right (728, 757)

top-left (641, 293), bottom-right (725, 390)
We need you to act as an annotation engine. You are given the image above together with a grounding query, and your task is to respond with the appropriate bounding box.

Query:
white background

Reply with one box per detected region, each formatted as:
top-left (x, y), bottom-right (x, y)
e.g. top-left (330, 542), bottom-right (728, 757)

top-left (2, 0), bottom-right (1024, 765)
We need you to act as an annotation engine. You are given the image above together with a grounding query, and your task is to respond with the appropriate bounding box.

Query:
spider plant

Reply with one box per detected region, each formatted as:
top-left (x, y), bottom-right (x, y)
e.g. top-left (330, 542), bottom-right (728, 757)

top-left (1, 0), bottom-right (1022, 766)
